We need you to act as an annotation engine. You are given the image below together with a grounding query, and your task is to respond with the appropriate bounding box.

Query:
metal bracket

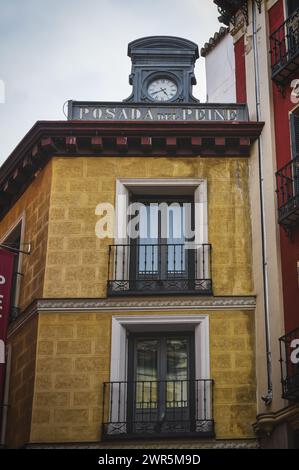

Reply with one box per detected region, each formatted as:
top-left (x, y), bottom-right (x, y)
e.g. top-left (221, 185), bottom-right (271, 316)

top-left (276, 82), bottom-right (286, 97)
top-left (0, 242), bottom-right (31, 255)
top-left (283, 225), bottom-right (293, 241)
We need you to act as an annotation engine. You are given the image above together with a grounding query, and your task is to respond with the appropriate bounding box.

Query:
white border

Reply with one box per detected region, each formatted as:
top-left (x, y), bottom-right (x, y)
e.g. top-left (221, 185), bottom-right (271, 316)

top-left (109, 314), bottom-right (211, 427)
top-left (113, 179), bottom-right (209, 280)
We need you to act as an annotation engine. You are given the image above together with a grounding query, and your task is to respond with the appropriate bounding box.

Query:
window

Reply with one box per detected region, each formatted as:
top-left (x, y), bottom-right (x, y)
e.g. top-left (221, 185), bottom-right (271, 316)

top-left (290, 110), bottom-right (299, 194)
top-left (102, 315), bottom-right (214, 439)
top-left (107, 179), bottom-right (211, 296)
top-left (127, 332), bottom-right (194, 434)
top-left (287, 0), bottom-right (299, 17)
top-left (290, 111), bottom-right (299, 160)
top-left (128, 195), bottom-right (195, 292)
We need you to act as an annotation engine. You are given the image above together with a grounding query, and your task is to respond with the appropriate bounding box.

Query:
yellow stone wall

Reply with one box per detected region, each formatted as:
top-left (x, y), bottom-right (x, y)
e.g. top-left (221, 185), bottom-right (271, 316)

top-left (0, 155), bottom-right (255, 446)
top-left (6, 315), bottom-right (38, 448)
top-left (44, 156), bottom-right (253, 298)
top-left (30, 309), bottom-right (255, 443)
top-left (0, 162), bottom-right (52, 312)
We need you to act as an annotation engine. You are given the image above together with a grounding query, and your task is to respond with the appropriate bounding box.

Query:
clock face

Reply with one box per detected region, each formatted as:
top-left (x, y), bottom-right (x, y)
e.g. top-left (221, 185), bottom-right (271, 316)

top-left (147, 78), bottom-right (178, 102)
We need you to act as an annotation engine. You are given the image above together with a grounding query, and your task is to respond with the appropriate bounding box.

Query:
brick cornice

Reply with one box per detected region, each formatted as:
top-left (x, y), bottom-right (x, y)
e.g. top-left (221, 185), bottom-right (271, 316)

top-left (0, 120), bottom-right (264, 220)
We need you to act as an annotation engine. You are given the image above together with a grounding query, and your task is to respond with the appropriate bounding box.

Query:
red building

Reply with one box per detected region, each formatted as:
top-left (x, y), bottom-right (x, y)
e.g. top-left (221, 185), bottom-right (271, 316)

top-left (269, 0), bottom-right (299, 334)
top-left (209, 0), bottom-right (299, 448)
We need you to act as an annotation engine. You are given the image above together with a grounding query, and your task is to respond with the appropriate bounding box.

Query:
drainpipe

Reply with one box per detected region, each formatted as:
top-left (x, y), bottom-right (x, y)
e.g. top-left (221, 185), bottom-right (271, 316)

top-left (0, 344), bottom-right (12, 447)
top-left (251, 0), bottom-right (273, 405)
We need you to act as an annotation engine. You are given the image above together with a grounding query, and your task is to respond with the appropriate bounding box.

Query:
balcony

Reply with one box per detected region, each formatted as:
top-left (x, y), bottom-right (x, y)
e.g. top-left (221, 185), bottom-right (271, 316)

top-left (276, 157), bottom-right (299, 229)
top-left (279, 327), bottom-right (299, 401)
top-left (107, 243), bottom-right (212, 296)
top-left (213, 1), bottom-right (246, 26)
top-left (102, 379), bottom-right (214, 440)
top-left (270, 7), bottom-right (299, 85)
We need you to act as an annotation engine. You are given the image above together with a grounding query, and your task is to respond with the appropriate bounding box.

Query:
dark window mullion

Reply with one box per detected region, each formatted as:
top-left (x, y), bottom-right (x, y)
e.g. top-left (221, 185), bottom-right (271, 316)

top-left (290, 114), bottom-right (299, 195)
top-left (290, 114), bottom-right (299, 160)
top-left (158, 338), bottom-right (167, 422)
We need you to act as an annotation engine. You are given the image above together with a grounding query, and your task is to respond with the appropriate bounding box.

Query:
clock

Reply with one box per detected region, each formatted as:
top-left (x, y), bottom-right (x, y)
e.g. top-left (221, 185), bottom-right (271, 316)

top-left (147, 78), bottom-right (178, 102)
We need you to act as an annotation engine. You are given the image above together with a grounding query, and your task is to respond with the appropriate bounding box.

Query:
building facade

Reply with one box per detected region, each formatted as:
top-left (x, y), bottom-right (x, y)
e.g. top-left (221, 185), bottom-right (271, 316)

top-left (201, 27), bottom-right (237, 103)
top-left (212, 0), bottom-right (299, 448)
top-left (0, 36), bottom-right (263, 448)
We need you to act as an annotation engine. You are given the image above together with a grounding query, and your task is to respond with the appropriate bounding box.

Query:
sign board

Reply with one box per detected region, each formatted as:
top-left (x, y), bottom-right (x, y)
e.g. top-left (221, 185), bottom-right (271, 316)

top-left (68, 101), bottom-right (249, 122)
top-left (0, 249), bottom-right (15, 407)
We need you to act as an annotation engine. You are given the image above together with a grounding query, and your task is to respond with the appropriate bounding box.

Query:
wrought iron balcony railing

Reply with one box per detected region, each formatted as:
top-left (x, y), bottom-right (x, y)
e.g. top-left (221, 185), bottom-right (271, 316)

top-left (270, 7), bottom-right (299, 85)
top-left (276, 156), bottom-right (299, 229)
top-left (107, 243), bottom-right (212, 296)
top-left (102, 379), bottom-right (214, 439)
top-left (279, 327), bottom-right (299, 401)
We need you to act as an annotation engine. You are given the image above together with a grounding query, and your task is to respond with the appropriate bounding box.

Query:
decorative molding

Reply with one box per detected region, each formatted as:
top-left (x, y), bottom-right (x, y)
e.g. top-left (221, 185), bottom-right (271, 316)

top-left (231, 11), bottom-right (246, 38)
top-left (253, 403), bottom-right (299, 436)
top-left (36, 296), bottom-right (256, 312)
top-left (7, 296), bottom-right (256, 337)
top-left (25, 438), bottom-right (259, 449)
top-left (7, 297), bottom-right (256, 335)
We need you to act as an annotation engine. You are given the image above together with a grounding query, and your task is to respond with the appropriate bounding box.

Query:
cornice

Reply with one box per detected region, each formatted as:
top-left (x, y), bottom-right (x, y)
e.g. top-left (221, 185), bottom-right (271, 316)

top-left (36, 295), bottom-right (256, 312)
top-left (0, 120), bottom-right (264, 221)
top-left (26, 438), bottom-right (259, 449)
top-left (253, 404), bottom-right (299, 436)
top-left (7, 295), bottom-right (256, 337)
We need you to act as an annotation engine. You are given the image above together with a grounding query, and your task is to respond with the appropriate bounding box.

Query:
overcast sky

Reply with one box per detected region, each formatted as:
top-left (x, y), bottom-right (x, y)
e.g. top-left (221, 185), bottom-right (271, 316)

top-left (0, 0), bottom-right (220, 165)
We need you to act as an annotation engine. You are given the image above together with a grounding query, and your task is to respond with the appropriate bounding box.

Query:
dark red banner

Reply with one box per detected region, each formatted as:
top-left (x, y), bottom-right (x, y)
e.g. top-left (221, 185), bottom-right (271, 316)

top-left (0, 249), bottom-right (15, 409)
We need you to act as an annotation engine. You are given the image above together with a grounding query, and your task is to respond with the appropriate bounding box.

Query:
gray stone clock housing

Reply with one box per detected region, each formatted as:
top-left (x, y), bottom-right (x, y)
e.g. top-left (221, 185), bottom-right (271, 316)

top-left (124, 36), bottom-right (200, 104)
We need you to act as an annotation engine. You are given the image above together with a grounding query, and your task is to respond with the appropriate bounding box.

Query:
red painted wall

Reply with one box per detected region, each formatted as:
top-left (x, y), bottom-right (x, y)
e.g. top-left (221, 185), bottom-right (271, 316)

top-left (234, 36), bottom-right (247, 103)
top-left (269, 0), bottom-right (299, 333)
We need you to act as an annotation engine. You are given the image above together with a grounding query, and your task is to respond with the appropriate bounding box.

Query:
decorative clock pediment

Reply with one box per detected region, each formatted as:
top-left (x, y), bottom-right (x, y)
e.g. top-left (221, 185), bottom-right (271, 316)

top-left (124, 36), bottom-right (199, 104)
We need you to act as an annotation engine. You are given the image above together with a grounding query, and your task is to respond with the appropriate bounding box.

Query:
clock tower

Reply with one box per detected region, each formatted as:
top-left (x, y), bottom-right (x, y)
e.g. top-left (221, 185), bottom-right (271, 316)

top-left (124, 36), bottom-right (199, 103)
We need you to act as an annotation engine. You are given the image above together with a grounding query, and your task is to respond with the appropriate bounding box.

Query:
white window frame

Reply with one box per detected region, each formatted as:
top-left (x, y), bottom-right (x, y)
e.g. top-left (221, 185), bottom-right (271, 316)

top-left (114, 179), bottom-right (209, 281)
top-left (115, 178), bottom-right (208, 244)
top-left (108, 314), bottom-right (211, 430)
top-left (110, 314), bottom-right (210, 382)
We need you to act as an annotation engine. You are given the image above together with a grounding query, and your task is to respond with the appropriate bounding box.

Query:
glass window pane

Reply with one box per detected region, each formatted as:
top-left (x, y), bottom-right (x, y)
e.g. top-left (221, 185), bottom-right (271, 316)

top-left (136, 340), bottom-right (158, 409)
top-left (166, 338), bottom-right (189, 408)
top-left (138, 205), bottom-right (158, 274)
top-left (167, 205), bottom-right (186, 273)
